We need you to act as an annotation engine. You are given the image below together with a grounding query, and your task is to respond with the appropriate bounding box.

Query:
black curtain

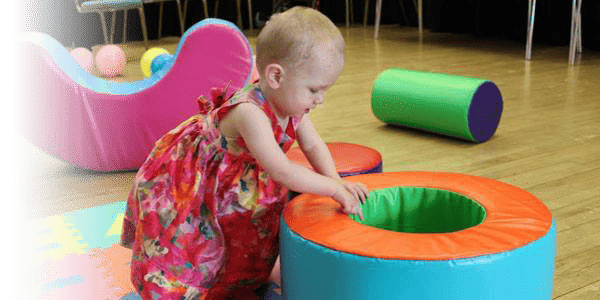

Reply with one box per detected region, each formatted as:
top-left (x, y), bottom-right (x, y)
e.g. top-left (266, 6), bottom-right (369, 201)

top-left (345, 0), bottom-right (599, 51)
top-left (355, 0), bottom-right (599, 50)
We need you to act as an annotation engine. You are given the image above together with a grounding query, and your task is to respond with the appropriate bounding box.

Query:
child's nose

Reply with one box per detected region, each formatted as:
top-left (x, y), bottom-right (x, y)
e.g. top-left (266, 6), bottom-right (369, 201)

top-left (315, 94), bottom-right (324, 105)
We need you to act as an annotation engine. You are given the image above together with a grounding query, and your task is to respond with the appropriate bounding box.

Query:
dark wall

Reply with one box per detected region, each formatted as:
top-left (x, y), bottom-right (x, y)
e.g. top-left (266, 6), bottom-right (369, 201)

top-left (425, 0), bottom-right (600, 50)
top-left (18, 0), bottom-right (600, 50)
top-left (359, 0), bottom-right (599, 50)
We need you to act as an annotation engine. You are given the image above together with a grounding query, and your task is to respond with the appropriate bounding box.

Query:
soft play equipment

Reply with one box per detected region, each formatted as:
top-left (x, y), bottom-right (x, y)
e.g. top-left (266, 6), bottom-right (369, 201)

top-left (286, 142), bottom-right (382, 177)
top-left (95, 44), bottom-right (126, 77)
top-left (70, 47), bottom-right (93, 73)
top-left (142, 50), bottom-right (255, 80)
top-left (17, 19), bottom-right (254, 171)
top-left (371, 69), bottom-right (503, 142)
top-left (281, 172), bottom-right (556, 299)
top-left (140, 47), bottom-right (172, 77)
top-left (286, 142), bottom-right (382, 200)
top-left (24, 200), bottom-right (282, 300)
top-left (150, 52), bottom-right (174, 76)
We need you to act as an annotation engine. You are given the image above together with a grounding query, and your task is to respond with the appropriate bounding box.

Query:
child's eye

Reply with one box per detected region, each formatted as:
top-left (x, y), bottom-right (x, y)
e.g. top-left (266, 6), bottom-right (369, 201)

top-left (309, 88), bottom-right (318, 94)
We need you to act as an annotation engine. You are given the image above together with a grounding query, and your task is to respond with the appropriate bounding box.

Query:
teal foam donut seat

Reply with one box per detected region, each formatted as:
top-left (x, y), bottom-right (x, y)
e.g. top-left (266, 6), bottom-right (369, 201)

top-left (281, 172), bottom-right (556, 299)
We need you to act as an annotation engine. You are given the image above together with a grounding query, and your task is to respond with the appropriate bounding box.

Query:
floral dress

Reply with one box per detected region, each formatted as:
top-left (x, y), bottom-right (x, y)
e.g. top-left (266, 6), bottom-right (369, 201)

top-left (120, 82), bottom-right (301, 299)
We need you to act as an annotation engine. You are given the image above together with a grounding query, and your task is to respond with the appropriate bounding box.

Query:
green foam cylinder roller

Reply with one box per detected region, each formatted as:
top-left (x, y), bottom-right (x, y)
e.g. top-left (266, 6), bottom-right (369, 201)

top-left (371, 69), bottom-right (503, 142)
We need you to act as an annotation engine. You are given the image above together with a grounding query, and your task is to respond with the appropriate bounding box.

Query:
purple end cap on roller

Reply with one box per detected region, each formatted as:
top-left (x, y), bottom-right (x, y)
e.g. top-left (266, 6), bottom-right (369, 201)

top-left (468, 82), bottom-right (503, 142)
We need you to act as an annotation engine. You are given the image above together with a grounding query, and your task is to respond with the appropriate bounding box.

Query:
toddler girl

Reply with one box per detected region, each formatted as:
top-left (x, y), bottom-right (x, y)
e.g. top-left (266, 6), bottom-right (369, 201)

top-left (120, 6), bottom-right (368, 299)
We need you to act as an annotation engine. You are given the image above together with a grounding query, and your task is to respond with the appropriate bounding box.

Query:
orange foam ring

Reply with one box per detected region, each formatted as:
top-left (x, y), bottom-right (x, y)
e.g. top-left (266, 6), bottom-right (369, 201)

top-left (286, 142), bottom-right (382, 175)
top-left (284, 172), bottom-right (553, 260)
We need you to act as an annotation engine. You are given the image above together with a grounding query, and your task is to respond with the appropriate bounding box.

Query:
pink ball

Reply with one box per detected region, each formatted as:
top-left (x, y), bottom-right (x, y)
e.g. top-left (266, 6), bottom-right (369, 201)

top-left (95, 45), bottom-right (126, 78)
top-left (70, 47), bottom-right (93, 73)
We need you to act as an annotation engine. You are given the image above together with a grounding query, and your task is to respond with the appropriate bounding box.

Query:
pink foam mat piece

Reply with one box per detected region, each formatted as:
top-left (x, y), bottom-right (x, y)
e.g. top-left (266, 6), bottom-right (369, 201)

top-left (16, 20), bottom-right (253, 171)
top-left (30, 244), bottom-right (134, 299)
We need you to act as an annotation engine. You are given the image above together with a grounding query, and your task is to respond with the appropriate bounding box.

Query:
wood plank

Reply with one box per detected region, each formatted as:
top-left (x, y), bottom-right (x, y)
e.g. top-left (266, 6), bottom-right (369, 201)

top-left (553, 219), bottom-right (600, 296)
top-left (554, 280), bottom-right (600, 300)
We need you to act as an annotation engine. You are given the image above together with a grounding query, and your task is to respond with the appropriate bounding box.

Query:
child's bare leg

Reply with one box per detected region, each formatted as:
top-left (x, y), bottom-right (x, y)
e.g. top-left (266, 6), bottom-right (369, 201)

top-left (269, 255), bottom-right (282, 294)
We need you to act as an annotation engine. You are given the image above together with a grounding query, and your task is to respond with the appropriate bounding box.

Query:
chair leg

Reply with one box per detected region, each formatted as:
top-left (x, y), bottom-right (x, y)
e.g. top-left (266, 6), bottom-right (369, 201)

top-left (236, 0), bottom-right (243, 29)
top-left (568, 0), bottom-right (577, 64)
top-left (215, 0), bottom-right (219, 17)
top-left (138, 6), bottom-right (150, 49)
top-left (345, 0), bottom-right (349, 27)
top-left (407, 0), bottom-right (423, 39)
top-left (158, 2), bottom-right (164, 40)
top-left (110, 11), bottom-right (117, 44)
top-left (98, 12), bottom-right (110, 45)
top-left (576, 0), bottom-right (582, 53)
top-left (364, 0), bottom-right (369, 26)
top-left (416, 0), bottom-right (422, 38)
top-left (374, 0), bottom-right (382, 38)
top-left (248, 0), bottom-right (253, 30)
top-left (568, 0), bottom-right (583, 64)
top-left (525, 0), bottom-right (537, 60)
top-left (184, 0), bottom-right (188, 22)
top-left (123, 9), bottom-right (128, 43)
top-left (203, 0), bottom-right (209, 18)
top-left (175, 0), bottom-right (186, 36)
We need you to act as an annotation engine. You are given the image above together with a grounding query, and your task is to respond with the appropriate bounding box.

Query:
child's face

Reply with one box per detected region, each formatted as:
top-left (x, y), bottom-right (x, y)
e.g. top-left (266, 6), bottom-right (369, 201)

top-left (274, 43), bottom-right (344, 118)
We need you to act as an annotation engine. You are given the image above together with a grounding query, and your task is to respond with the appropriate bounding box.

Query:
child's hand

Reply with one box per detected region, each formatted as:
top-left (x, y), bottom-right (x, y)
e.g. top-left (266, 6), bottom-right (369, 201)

top-left (340, 181), bottom-right (369, 205)
top-left (332, 180), bottom-right (369, 221)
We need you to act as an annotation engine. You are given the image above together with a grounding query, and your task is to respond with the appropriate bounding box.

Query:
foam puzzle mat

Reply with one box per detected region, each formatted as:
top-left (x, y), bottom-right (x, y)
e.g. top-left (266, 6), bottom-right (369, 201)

top-left (22, 201), bottom-right (139, 299)
top-left (21, 201), bottom-right (280, 299)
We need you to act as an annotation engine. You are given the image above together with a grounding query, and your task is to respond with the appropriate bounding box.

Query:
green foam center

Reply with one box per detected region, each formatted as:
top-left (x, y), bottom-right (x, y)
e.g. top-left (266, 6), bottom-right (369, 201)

top-left (349, 187), bottom-right (486, 233)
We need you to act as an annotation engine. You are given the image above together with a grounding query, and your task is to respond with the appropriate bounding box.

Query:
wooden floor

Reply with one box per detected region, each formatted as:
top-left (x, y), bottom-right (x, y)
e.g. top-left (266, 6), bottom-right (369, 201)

top-left (13, 25), bottom-right (600, 299)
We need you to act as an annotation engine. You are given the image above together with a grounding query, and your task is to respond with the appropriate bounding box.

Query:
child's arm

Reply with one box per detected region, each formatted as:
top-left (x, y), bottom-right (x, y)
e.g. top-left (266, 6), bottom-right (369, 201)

top-left (225, 103), bottom-right (366, 219)
top-left (295, 115), bottom-right (340, 180)
top-left (295, 115), bottom-right (370, 204)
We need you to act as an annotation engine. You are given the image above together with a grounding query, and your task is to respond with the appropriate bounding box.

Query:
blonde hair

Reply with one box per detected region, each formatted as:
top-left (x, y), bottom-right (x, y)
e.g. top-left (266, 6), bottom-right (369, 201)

top-left (256, 6), bottom-right (344, 73)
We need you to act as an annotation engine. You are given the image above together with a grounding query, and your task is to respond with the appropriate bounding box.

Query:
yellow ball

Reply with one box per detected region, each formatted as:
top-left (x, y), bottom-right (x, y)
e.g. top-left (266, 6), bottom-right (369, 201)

top-left (141, 48), bottom-right (169, 77)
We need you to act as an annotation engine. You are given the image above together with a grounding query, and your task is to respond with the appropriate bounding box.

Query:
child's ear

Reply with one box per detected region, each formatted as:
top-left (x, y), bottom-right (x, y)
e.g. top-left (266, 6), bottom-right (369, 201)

top-left (265, 63), bottom-right (285, 89)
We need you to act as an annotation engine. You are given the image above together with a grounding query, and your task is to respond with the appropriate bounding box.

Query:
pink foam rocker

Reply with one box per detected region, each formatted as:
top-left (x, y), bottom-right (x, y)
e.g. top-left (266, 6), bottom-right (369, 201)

top-left (17, 19), bottom-right (254, 171)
